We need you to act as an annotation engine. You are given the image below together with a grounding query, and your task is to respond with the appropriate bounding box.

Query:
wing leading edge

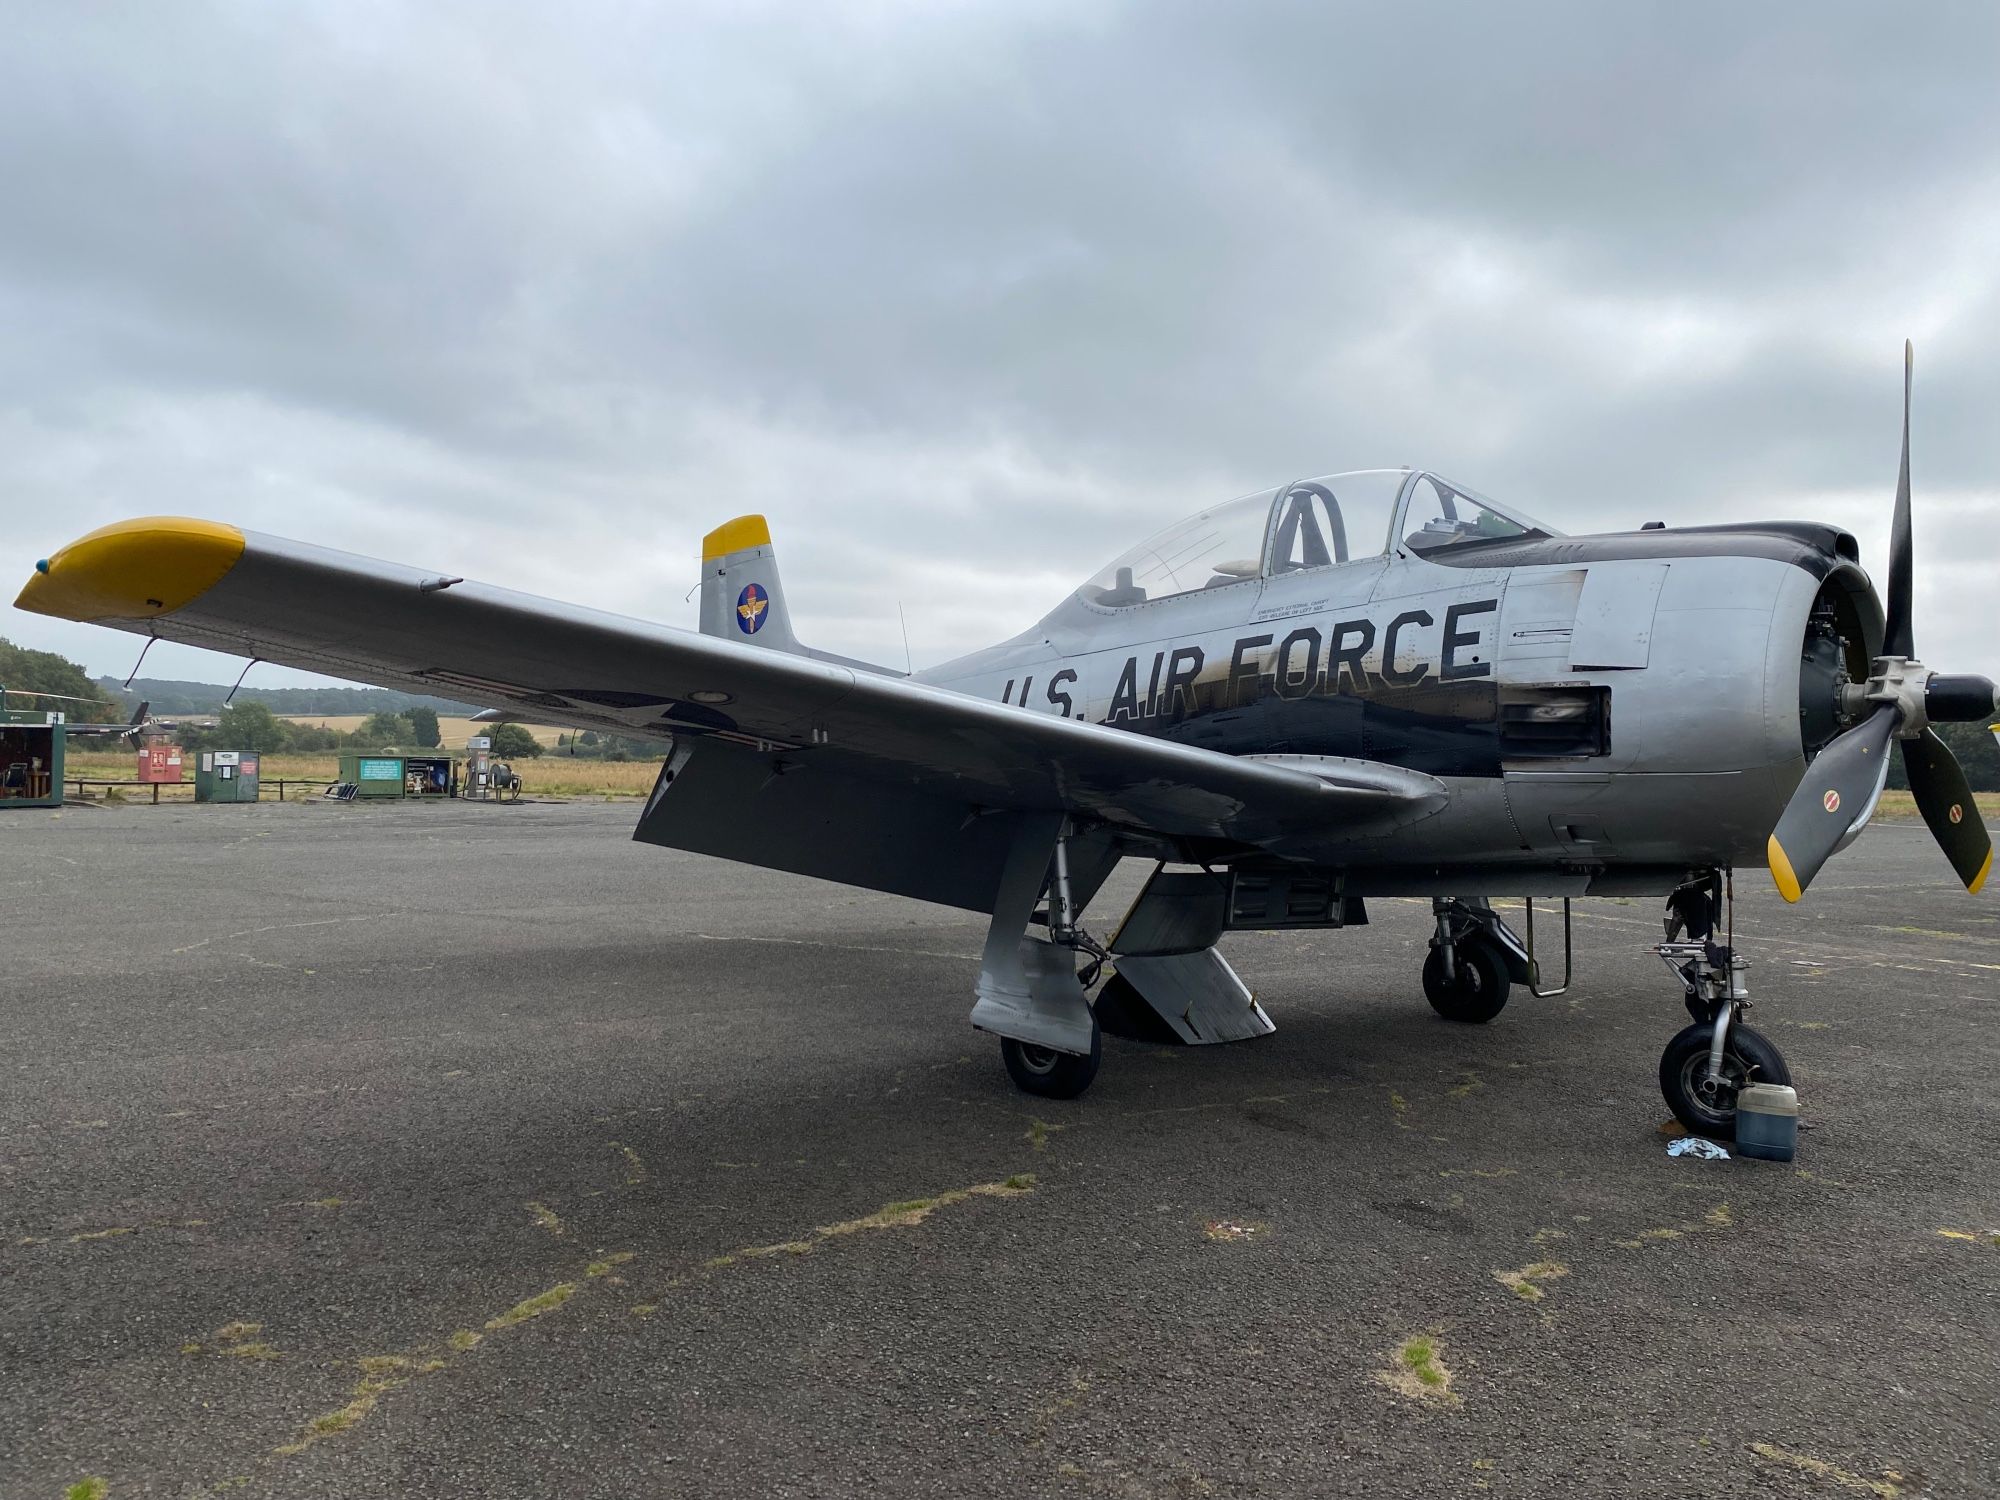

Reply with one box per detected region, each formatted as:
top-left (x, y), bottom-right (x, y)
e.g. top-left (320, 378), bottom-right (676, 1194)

top-left (17, 519), bottom-right (1447, 893)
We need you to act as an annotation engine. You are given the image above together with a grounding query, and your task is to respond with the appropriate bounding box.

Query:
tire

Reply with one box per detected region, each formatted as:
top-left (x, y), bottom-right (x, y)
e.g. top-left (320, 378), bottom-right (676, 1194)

top-left (1658, 1021), bottom-right (1791, 1139)
top-left (1422, 939), bottom-right (1510, 1024)
top-left (1001, 1020), bottom-right (1103, 1100)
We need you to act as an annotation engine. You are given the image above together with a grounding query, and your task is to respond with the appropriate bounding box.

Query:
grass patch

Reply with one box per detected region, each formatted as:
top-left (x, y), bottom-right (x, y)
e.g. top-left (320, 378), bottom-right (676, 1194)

top-left (1202, 1219), bottom-right (1269, 1243)
top-left (1494, 1261), bottom-right (1569, 1302)
top-left (1376, 1334), bottom-right (1457, 1403)
top-left (1025, 1119), bottom-right (1064, 1151)
top-left (1749, 1442), bottom-right (1902, 1497)
top-left (1401, 1337), bottom-right (1444, 1385)
top-left (585, 1251), bottom-right (636, 1277)
top-left (485, 1283), bottom-right (576, 1330)
top-left (447, 1329), bottom-right (482, 1352)
top-left (738, 1240), bottom-right (814, 1259)
top-left (526, 1201), bottom-right (564, 1237)
top-left (67, 1480), bottom-right (108, 1500)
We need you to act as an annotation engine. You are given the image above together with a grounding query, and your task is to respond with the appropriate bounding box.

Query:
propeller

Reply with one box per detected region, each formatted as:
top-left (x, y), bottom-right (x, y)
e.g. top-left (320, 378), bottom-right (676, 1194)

top-left (1768, 343), bottom-right (1997, 900)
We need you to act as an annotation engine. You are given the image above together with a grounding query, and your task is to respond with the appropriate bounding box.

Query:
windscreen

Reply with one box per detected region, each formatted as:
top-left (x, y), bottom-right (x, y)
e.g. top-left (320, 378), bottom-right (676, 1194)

top-left (1400, 473), bottom-right (1551, 554)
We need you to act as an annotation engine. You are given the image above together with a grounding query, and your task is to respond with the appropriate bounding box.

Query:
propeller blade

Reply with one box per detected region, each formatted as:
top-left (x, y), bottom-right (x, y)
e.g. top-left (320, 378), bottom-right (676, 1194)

top-left (1768, 705), bottom-right (1897, 901)
top-left (1883, 340), bottom-right (1915, 658)
top-left (1901, 729), bottom-right (1993, 893)
top-left (1924, 673), bottom-right (2000, 724)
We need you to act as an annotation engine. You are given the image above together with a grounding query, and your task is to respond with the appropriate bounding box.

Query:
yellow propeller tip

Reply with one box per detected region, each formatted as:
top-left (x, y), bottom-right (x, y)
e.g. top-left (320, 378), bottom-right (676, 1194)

top-left (1767, 835), bottom-right (1804, 904)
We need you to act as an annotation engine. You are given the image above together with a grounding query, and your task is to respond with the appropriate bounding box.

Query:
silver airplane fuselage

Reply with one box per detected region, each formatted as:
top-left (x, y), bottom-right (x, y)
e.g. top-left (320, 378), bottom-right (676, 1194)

top-left (921, 511), bottom-right (1881, 897)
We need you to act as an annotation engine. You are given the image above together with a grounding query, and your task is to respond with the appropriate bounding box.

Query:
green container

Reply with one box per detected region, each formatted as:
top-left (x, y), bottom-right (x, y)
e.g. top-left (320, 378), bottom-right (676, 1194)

top-left (194, 750), bottom-right (261, 803)
top-left (0, 711), bottom-right (65, 809)
top-left (335, 754), bottom-right (456, 798)
top-left (339, 753), bottom-right (408, 798)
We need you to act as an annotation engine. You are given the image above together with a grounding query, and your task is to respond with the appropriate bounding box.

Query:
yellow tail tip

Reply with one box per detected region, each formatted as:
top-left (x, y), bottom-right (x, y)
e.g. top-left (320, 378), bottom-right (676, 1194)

top-left (1767, 835), bottom-right (1804, 903)
top-left (701, 514), bottom-right (771, 562)
top-left (15, 517), bottom-right (245, 622)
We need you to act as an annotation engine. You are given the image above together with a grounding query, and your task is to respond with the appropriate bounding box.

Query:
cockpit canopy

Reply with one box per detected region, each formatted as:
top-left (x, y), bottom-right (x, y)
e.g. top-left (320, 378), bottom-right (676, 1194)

top-left (1079, 469), bottom-right (1554, 609)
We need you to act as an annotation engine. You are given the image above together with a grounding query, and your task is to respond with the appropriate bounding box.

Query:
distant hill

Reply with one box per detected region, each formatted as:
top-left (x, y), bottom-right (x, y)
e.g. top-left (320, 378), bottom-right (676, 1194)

top-left (95, 677), bottom-right (478, 718)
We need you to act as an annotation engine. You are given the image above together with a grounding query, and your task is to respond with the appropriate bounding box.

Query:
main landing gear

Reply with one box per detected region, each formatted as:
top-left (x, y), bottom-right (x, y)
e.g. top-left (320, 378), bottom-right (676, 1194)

top-left (1001, 1026), bottom-right (1103, 1100)
top-left (1654, 873), bottom-right (1792, 1138)
top-left (971, 821), bottom-right (1274, 1101)
top-left (1424, 897), bottom-right (1534, 1024)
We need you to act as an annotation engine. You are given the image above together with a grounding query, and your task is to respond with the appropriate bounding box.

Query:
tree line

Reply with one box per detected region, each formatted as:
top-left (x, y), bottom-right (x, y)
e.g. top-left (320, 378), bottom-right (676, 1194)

top-left (95, 676), bottom-right (474, 719)
top-left (170, 702), bottom-right (552, 760)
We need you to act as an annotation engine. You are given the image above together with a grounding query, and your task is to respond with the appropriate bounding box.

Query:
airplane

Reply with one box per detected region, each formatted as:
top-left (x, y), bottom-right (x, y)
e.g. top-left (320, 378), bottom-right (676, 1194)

top-left (61, 700), bottom-right (162, 745)
top-left (0, 687), bottom-right (158, 743)
top-left (14, 346), bottom-right (1995, 1138)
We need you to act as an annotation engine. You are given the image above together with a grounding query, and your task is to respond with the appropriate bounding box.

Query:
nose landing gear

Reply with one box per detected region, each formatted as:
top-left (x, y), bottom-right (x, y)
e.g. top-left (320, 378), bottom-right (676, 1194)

top-left (1654, 873), bottom-right (1792, 1138)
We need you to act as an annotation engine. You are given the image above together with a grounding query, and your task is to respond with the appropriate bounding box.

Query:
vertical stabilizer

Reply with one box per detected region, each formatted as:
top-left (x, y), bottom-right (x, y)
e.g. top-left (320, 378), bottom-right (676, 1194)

top-left (695, 515), bottom-right (902, 674)
top-left (699, 514), bottom-right (799, 651)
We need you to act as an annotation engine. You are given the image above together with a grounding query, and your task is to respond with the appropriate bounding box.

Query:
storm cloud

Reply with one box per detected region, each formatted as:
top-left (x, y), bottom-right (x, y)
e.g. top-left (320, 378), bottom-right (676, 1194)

top-left (4, 2), bottom-right (1996, 680)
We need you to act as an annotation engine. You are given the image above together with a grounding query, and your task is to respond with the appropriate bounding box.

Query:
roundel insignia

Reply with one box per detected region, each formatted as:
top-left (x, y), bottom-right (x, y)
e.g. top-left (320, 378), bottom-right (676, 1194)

top-left (1949, 803), bottom-right (1963, 825)
top-left (1823, 789), bottom-right (1841, 814)
top-left (735, 582), bottom-right (769, 635)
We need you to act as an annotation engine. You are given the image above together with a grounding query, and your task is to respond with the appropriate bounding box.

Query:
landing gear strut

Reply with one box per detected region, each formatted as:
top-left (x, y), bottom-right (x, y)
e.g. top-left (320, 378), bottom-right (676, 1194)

top-left (1654, 872), bottom-right (1792, 1138)
top-left (1424, 897), bottom-right (1532, 1024)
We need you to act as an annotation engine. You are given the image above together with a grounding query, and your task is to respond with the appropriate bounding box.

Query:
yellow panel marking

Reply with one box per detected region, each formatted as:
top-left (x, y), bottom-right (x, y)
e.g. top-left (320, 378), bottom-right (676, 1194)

top-left (1768, 836), bottom-right (1803, 903)
top-left (700, 513), bottom-right (771, 560)
top-left (15, 516), bottom-right (245, 622)
top-left (1970, 846), bottom-right (1992, 896)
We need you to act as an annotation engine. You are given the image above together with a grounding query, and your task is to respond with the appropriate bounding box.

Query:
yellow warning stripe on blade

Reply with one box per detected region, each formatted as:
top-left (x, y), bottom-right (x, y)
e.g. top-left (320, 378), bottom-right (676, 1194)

top-left (15, 517), bottom-right (246, 623)
top-left (1767, 835), bottom-right (1804, 903)
top-left (701, 514), bottom-right (771, 561)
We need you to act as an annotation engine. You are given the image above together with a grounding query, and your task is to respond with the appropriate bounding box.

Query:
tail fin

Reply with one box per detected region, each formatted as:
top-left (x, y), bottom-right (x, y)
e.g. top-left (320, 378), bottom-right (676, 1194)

top-left (697, 515), bottom-right (904, 675)
top-left (699, 515), bottom-right (801, 650)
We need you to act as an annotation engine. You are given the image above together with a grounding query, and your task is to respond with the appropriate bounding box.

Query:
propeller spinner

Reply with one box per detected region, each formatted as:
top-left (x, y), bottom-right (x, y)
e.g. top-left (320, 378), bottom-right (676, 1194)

top-left (1768, 343), bottom-right (1997, 901)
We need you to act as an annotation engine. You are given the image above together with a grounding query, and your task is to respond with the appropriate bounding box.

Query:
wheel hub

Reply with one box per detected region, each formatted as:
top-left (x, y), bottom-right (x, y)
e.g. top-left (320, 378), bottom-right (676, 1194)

top-left (1015, 1043), bottom-right (1059, 1075)
top-left (1688, 1053), bottom-right (1746, 1110)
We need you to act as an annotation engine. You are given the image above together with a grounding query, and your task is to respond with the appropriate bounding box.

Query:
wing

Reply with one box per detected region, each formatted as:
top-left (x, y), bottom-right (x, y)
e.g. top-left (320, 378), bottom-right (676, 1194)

top-left (19, 519), bottom-right (1447, 905)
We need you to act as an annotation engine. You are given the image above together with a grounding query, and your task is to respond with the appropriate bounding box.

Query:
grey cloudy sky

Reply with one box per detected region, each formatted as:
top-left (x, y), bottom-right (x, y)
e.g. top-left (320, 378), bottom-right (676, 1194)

top-left (4, 2), bottom-right (1997, 687)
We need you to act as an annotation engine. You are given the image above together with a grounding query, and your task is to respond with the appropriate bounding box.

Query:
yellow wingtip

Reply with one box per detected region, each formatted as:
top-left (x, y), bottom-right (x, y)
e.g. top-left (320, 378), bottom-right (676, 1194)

top-left (1972, 845), bottom-right (1993, 897)
top-left (701, 514), bottom-right (771, 561)
top-left (15, 517), bottom-right (245, 623)
top-left (1767, 835), bottom-right (1804, 903)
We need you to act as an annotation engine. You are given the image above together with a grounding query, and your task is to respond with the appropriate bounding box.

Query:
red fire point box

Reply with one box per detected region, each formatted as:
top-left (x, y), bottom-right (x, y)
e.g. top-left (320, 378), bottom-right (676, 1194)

top-left (137, 744), bottom-right (184, 783)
